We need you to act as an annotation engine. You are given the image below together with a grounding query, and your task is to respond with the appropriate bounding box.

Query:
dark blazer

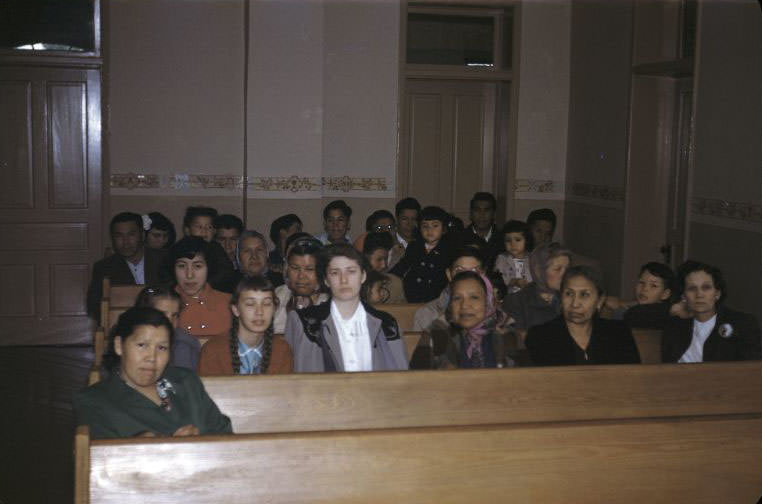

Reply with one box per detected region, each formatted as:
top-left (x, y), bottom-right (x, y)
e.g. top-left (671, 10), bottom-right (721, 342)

top-left (460, 224), bottom-right (503, 268)
top-left (526, 315), bottom-right (641, 366)
top-left (389, 238), bottom-right (455, 303)
top-left (73, 366), bottom-right (232, 439)
top-left (86, 247), bottom-right (166, 322)
top-left (502, 283), bottom-right (560, 332)
top-left (661, 306), bottom-right (762, 363)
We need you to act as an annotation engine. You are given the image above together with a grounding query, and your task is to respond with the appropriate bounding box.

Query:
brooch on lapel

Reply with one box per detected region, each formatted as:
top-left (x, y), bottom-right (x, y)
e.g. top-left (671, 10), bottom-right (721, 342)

top-left (156, 378), bottom-right (176, 412)
top-left (718, 323), bottom-right (734, 339)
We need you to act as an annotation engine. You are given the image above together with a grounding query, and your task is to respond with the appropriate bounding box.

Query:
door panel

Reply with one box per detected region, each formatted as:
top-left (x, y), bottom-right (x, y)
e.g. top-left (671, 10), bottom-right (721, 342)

top-left (0, 81), bottom-right (34, 209)
top-left (403, 79), bottom-right (496, 223)
top-left (0, 66), bottom-right (101, 345)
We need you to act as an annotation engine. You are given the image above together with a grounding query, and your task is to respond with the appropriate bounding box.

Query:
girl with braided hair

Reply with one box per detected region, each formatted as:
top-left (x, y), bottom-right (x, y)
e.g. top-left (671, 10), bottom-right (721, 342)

top-left (197, 276), bottom-right (293, 376)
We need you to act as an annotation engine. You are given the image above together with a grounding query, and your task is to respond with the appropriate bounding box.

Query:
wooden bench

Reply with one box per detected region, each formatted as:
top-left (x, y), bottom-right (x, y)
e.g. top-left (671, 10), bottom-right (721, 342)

top-left (631, 328), bottom-right (662, 364)
top-left (75, 362), bottom-right (762, 503)
top-left (373, 303), bottom-right (424, 333)
top-left (199, 362), bottom-right (762, 433)
top-left (99, 278), bottom-right (144, 332)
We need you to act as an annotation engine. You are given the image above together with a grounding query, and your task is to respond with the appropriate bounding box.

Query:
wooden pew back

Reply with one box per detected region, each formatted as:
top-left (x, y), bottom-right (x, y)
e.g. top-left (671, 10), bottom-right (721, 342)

top-left (632, 328), bottom-right (662, 364)
top-left (201, 362), bottom-right (762, 434)
top-left (373, 303), bottom-right (423, 332)
top-left (77, 362), bottom-right (762, 504)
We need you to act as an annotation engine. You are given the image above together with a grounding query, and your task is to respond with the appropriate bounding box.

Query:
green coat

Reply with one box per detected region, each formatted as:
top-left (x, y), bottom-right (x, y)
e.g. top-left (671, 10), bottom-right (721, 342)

top-left (74, 366), bottom-right (232, 439)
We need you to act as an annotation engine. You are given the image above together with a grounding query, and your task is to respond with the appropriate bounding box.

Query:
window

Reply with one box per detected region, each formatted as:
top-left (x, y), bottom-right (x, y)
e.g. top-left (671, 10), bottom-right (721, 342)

top-left (0, 0), bottom-right (96, 53)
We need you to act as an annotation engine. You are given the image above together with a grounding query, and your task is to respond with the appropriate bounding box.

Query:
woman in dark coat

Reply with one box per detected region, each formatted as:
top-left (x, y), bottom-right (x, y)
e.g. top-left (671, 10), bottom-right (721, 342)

top-left (526, 265), bottom-right (641, 366)
top-left (661, 261), bottom-right (761, 363)
top-left (74, 307), bottom-right (232, 439)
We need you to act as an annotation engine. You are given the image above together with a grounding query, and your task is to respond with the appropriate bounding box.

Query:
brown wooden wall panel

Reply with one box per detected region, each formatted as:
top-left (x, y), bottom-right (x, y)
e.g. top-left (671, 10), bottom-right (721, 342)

top-left (0, 265), bottom-right (35, 316)
top-left (0, 223), bottom-right (87, 251)
top-left (47, 83), bottom-right (87, 209)
top-left (407, 93), bottom-right (442, 207)
top-left (50, 264), bottom-right (88, 316)
top-left (0, 81), bottom-right (34, 209)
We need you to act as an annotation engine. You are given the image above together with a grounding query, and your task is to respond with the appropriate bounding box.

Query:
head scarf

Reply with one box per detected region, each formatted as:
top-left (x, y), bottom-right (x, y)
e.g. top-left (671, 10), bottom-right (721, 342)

top-left (529, 242), bottom-right (571, 295)
top-left (460, 272), bottom-right (510, 360)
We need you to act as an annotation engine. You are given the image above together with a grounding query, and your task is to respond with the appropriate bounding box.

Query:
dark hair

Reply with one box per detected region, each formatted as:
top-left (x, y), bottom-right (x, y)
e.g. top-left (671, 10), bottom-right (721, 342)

top-left (418, 206), bottom-right (449, 225)
top-left (561, 265), bottom-right (606, 297)
top-left (110, 212), bottom-right (143, 235)
top-left (361, 270), bottom-right (390, 304)
top-left (501, 220), bottom-right (534, 252)
top-left (395, 197), bottom-right (421, 217)
top-left (229, 276), bottom-right (279, 375)
top-left (269, 214), bottom-right (302, 247)
top-left (285, 233), bottom-right (323, 262)
top-left (365, 210), bottom-right (395, 232)
top-left (183, 206), bottom-right (218, 229)
top-left (639, 262), bottom-right (675, 295)
top-left (470, 192), bottom-right (497, 211)
top-left (449, 247), bottom-right (485, 270)
top-left (322, 200), bottom-right (352, 221)
top-left (676, 260), bottom-right (727, 304)
top-left (363, 231), bottom-right (394, 256)
top-left (135, 285), bottom-right (182, 311)
top-left (167, 236), bottom-right (215, 282)
top-left (214, 214), bottom-right (244, 234)
top-left (527, 208), bottom-right (557, 231)
top-left (146, 212), bottom-right (176, 247)
top-left (317, 243), bottom-right (368, 286)
top-left (106, 306), bottom-right (174, 371)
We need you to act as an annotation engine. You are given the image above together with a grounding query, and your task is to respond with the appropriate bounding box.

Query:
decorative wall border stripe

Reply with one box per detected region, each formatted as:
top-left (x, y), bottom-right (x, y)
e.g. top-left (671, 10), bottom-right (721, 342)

top-left (110, 173), bottom-right (389, 193)
top-left (691, 197), bottom-right (761, 224)
top-left (513, 178), bottom-right (561, 194)
top-left (567, 182), bottom-right (625, 202)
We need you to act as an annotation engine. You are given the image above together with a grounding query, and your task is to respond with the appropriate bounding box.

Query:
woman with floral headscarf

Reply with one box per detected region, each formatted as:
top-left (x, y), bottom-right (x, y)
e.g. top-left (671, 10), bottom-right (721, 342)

top-left (429, 271), bottom-right (514, 369)
top-left (502, 242), bottom-right (572, 340)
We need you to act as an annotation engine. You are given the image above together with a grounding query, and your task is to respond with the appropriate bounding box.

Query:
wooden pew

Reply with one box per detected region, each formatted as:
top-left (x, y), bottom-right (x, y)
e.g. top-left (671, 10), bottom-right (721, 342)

top-left (75, 362), bottom-right (762, 504)
top-left (201, 362), bottom-right (762, 434)
top-left (373, 303), bottom-right (424, 332)
top-left (631, 328), bottom-right (662, 364)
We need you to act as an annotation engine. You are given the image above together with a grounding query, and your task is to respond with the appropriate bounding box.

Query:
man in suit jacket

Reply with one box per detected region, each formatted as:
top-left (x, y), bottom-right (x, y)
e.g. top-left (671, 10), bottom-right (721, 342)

top-left (87, 212), bottom-right (166, 322)
top-left (461, 192), bottom-right (503, 268)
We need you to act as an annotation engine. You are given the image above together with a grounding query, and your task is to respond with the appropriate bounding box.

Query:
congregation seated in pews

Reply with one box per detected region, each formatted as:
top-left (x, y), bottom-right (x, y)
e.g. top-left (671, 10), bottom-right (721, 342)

top-left (74, 194), bottom-right (762, 501)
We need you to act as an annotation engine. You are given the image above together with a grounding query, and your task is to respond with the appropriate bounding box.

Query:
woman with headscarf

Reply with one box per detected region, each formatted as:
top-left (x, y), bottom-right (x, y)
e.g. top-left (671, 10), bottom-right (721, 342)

top-left (501, 242), bottom-right (572, 340)
top-left (428, 271), bottom-right (514, 369)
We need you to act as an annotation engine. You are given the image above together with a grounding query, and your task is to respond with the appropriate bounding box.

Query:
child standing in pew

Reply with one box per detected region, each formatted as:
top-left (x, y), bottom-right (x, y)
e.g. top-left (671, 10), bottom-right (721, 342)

top-left (74, 307), bottom-right (232, 439)
top-left (285, 243), bottom-right (409, 372)
top-left (389, 206), bottom-right (457, 303)
top-left (494, 220), bottom-right (533, 294)
top-left (135, 285), bottom-right (201, 371)
top-left (198, 276), bottom-right (293, 376)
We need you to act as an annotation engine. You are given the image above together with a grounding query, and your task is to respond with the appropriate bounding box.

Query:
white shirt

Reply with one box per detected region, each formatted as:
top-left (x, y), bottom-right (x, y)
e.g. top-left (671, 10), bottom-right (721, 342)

top-left (125, 255), bottom-right (145, 284)
top-left (679, 314), bottom-right (717, 363)
top-left (315, 232), bottom-right (351, 246)
top-left (396, 232), bottom-right (409, 250)
top-left (330, 300), bottom-right (372, 372)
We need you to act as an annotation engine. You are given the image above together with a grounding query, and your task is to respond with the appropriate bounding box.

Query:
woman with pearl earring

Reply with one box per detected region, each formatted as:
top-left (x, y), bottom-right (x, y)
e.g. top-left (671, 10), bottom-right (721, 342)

top-left (661, 261), bottom-right (761, 363)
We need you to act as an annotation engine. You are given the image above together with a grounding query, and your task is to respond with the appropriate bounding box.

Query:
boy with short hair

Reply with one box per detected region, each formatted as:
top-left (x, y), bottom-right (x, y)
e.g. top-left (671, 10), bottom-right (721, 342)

top-left (284, 243), bottom-right (408, 372)
top-left (605, 262), bottom-right (675, 329)
top-left (390, 206), bottom-right (455, 303)
top-left (316, 200), bottom-right (352, 245)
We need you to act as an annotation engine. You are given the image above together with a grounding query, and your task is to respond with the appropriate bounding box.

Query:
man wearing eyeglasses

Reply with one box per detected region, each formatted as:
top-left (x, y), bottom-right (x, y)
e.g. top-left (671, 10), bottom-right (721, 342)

top-left (354, 209), bottom-right (406, 270)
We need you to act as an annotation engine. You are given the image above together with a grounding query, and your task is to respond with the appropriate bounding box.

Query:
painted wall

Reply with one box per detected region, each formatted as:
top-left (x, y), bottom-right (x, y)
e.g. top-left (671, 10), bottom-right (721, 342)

top-left (563, 0), bottom-right (633, 294)
top-left (108, 0), bottom-right (400, 246)
top-left (512, 0), bottom-right (571, 240)
top-left (689, 0), bottom-right (762, 319)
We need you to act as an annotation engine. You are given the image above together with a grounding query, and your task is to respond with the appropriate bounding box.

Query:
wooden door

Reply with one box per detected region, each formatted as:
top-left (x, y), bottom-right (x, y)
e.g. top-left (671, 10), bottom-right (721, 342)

top-left (0, 65), bottom-right (102, 345)
top-left (401, 79), bottom-right (496, 223)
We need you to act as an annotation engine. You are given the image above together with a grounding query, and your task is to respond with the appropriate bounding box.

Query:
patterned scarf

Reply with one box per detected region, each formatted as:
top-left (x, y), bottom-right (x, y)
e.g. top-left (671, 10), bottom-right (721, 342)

top-left (465, 273), bottom-right (509, 361)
